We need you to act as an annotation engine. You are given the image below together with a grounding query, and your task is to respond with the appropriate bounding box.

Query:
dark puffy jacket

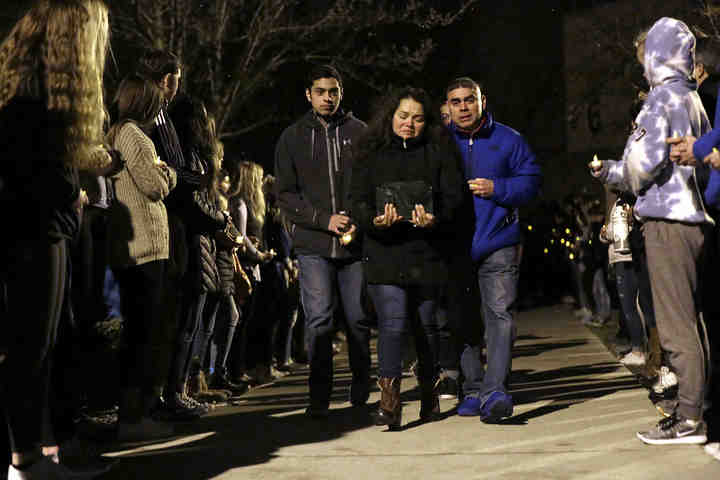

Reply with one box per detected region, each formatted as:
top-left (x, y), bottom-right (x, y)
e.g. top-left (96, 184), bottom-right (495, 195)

top-left (275, 109), bottom-right (366, 258)
top-left (351, 135), bottom-right (465, 286)
top-left (216, 248), bottom-right (235, 297)
top-left (183, 150), bottom-right (226, 293)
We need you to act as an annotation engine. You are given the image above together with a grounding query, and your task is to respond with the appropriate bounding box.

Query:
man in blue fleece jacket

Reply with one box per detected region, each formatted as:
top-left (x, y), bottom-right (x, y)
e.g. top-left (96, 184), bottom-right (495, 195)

top-left (446, 77), bottom-right (541, 422)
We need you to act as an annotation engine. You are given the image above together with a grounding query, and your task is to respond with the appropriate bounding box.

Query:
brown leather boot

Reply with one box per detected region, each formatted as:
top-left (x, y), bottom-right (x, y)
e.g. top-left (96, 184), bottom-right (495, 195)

top-left (375, 377), bottom-right (402, 430)
top-left (419, 377), bottom-right (440, 422)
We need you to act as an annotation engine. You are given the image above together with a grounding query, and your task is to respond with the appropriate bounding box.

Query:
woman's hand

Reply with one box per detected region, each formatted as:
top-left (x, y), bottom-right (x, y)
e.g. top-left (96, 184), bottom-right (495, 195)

top-left (410, 204), bottom-right (435, 228)
top-left (373, 203), bottom-right (403, 228)
top-left (260, 249), bottom-right (277, 263)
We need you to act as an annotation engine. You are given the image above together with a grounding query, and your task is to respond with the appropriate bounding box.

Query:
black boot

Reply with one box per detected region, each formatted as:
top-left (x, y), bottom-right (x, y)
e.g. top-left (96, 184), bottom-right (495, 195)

top-left (419, 377), bottom-right (440, 422)
top-left (209, 367), bottom-right (249, 396)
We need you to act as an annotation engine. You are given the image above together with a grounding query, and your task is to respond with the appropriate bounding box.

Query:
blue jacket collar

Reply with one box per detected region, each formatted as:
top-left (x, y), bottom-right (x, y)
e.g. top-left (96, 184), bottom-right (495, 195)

top-left (451, 111), bottom-right (495, 140)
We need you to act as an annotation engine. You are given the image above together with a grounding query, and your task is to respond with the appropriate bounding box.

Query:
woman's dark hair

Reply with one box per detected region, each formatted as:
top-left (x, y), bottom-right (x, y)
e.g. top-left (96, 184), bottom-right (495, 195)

top-left (169, 95), bottom-right (219, 195)
top-left (113, 74), bottom-right (164, 128)
top-left (305, 64), bottom-right (342, 90)
top-left (169, 95), bottom-right (216, 163)
top-left (355, 86), bottom-right (452, 162)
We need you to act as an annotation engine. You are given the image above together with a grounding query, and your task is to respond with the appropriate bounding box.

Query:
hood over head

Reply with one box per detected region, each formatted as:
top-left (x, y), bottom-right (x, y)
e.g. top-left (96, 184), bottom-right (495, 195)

top-left (644, 17), bottom-right (696, 88)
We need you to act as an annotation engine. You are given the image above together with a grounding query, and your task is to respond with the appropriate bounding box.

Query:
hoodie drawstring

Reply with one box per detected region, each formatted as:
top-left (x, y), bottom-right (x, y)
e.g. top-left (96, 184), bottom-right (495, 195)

top-left (311, 129), bottom-right (315, 161)
top-left (333, 125), bottom-right (341, 172)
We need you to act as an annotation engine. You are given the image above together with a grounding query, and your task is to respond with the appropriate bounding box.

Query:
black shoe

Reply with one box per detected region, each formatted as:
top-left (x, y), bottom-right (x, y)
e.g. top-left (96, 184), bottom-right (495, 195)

top-left (349, 378), bottom-right (371, 406)
top-left (210, 371), bottom-right (250, 397)
top-left (305, 405), bottom-right (330, 419)
top-left (152, 394), bottom-right (203, 421)
top-left (436, 375), bottom-right (459, 400)
top-left (275, 360), bottom-right (304, 373)
top-left (613, 337), bottom-right (632, 357)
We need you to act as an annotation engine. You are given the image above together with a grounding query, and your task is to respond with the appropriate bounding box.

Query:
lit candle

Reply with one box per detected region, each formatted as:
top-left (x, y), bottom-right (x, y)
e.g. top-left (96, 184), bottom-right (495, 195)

top-left (590, 154), bottom-right (602, 170)
top-left (340, 232), bottom-right (353, 246)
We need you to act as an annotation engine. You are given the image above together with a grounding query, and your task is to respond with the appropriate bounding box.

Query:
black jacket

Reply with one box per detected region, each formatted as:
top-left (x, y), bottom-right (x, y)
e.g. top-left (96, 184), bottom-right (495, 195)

top-left (182, 150), bottom-right (226, 293)
top-left (275, 109), bottom-right (366, 258)
top-left (351, 135), bottom-right (465, 286)
top-left (0, 97), bottom-right (80, 244)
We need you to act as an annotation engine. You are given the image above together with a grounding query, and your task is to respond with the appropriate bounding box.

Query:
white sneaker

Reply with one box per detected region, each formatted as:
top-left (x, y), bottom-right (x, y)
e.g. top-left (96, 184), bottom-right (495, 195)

top-left (705, 442), bottom-right (720, 461)
top-left (573, 307), bottom-right (592, 319)
top-left (619, 351), bottom-right (646, 366)
top-left (652, 366), bottom-right (678, 394)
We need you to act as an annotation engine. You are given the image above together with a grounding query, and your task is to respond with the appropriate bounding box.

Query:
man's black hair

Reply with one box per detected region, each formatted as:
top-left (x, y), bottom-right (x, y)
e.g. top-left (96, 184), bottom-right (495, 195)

top-left (305, 64), bottom-right (343, 91)
top-left (696, 36), bottom-right (720, 79)
top-left (446, 77), bottom-right (484, 97)
top-left (135, 49), bottom-right (182, 83)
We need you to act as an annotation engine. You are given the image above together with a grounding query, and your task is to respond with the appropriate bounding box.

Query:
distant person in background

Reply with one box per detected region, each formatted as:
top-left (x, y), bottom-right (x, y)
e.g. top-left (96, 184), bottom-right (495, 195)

top-left (440, 102), bottom-right (451, 127)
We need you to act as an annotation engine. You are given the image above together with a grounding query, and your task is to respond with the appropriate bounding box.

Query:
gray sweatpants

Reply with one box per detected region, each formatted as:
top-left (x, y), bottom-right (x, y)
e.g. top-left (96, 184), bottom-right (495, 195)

top-left (643, 219), bottom-right (707, 420)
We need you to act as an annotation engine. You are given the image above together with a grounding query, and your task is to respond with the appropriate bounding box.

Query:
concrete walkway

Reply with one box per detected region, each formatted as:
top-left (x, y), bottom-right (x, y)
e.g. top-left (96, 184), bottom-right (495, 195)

top-left (98, 305), bottom-right (720, 479)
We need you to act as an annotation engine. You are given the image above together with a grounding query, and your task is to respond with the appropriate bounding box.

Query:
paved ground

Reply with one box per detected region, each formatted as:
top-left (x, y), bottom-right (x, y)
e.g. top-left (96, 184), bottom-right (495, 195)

top-left (97, 305), bottom-right (720, 479)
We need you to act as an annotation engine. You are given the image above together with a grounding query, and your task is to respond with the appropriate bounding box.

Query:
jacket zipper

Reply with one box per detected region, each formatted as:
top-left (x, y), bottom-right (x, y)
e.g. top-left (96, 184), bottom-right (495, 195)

top-left (325, 124), bottom-right (339, 257)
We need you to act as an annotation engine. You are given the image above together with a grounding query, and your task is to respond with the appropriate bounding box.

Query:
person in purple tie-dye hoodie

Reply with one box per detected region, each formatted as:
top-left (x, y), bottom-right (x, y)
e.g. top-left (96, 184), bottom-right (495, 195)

top-left (590, 17), bottom-right (711, 446)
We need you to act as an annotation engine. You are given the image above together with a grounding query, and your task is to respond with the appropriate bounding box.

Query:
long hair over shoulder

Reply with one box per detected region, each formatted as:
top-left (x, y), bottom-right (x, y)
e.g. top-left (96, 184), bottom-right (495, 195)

top-left (0, 0), bottom-right (110, 171)
top-left (355, 86), bottom-right (453, 164)
top-left (169, 95), bottom-right (221, 200)
top-left (228, 160), bottom-right (266, 228)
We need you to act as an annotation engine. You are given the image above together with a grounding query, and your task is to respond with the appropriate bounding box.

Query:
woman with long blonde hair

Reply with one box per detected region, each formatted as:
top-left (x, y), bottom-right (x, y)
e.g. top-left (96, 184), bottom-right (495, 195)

top-left (231, 160), bottom-right (266, 232)
top-left (0, 1), bottom-right (118, 477)
top-left (226, 159), bottom-right (276, 385)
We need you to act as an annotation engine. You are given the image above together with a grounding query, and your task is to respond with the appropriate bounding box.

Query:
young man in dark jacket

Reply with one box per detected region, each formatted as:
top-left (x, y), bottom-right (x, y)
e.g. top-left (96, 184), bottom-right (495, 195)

top-left (447, 77), bottom-right (542, 422)
top-left (275, 65), bottom-right (371, 417)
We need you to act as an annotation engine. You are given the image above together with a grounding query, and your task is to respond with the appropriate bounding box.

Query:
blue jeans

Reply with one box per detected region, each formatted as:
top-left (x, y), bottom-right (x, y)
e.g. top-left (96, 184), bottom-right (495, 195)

top-left (368, 284), bottom-right (439, 381)
top-left (461, 245), bottom-right (519, 401)
top-left (297, 256), bottom-right (371, 407)
top-left (167, 291), bottom-right (207, 394)
top-left (615, 261), bottom-right (646, 349)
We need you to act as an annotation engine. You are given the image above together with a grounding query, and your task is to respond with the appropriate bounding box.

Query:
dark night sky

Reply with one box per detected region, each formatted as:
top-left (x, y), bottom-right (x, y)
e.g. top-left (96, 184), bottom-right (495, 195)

top-left (0, 0), bottom-right (620, 195)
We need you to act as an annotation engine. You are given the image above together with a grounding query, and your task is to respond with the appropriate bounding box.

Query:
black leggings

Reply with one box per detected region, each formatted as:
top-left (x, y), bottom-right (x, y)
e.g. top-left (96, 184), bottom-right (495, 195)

top-left (114, 261), bottom-right (168, 400)
top-left (2, 238), bottom-right (67, 453)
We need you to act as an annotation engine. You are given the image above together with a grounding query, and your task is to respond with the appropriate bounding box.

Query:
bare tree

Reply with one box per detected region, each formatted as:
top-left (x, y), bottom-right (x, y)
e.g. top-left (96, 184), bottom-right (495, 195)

top-left (110, 0), bottom-right (479, 139)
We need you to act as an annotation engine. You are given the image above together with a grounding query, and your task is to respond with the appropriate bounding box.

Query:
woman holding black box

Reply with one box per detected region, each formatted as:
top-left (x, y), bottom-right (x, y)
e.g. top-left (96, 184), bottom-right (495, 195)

top-left (352, 87), bottom-right (464, 430)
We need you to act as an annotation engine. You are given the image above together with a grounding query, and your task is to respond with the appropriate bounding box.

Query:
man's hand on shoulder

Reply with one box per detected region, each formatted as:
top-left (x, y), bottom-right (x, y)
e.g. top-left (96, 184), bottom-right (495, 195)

top-left (667, 136), bottom-right (697, 166)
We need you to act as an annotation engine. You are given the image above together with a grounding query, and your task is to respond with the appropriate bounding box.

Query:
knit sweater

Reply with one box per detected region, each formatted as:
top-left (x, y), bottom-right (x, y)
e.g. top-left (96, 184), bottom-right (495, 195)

top-left (107, 122), bottom-right (177, 268)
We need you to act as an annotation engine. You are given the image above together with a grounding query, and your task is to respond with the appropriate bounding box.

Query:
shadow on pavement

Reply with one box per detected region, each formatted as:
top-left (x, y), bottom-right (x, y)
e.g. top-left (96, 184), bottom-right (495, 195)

top-left (97, 403), bottom-right (376, 479)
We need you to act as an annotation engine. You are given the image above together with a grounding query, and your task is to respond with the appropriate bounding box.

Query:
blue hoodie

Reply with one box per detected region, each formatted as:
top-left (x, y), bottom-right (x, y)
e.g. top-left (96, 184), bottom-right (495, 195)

top-left (451, 113), bottom-right (542, 261)
top-left (598, 17), bottom-right (713, 223)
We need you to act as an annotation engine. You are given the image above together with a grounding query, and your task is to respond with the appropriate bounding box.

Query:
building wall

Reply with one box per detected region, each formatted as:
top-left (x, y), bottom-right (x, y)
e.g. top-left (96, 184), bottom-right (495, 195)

top-left (564, 0), bottom-right (701, 154)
